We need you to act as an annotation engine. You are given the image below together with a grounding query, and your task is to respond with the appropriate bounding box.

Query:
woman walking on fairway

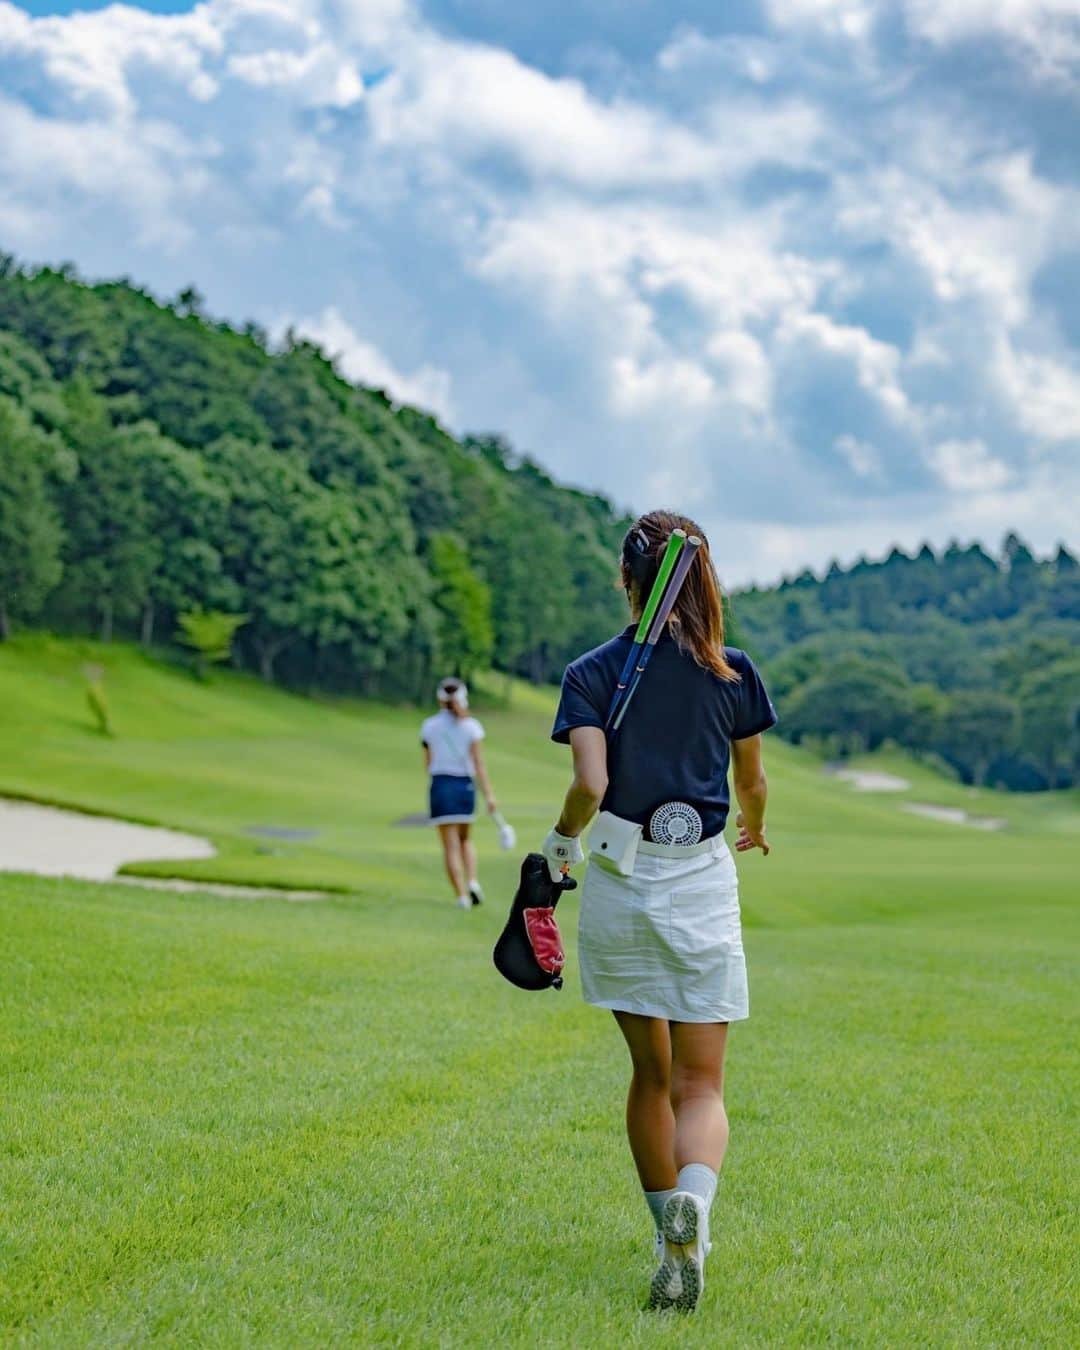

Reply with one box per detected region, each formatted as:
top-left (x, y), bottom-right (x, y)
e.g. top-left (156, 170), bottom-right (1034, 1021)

top-left (422, 677), bottom-right (499, 909)
top-left (542, 510), bottom-right (776, 1313)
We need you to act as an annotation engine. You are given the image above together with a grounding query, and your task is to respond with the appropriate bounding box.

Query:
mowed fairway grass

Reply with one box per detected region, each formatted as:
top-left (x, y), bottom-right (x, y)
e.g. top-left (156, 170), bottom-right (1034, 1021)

top-left (1, 637), bottom-right (1077, 1346)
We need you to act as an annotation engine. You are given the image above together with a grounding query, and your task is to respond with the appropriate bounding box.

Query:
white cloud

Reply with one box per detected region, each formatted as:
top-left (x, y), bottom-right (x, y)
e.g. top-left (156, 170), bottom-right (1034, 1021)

top-left (706, 331), bottom-right (773, 415)
top-left (993, 341), bottom-right (1080, 443)
top-left (763, 0), bottom-right (877, 40)
top-left (293, 306), bottom-right (454, 423)
top-left (838, 149), bottom-right (1070, 327)
top-left (658, 29), bottom-right (781, 83)
top-left (0, 1), bottom-right (222, 115)
top-left (927, 439), bottom-right (1010, 492)
top-left (334, 0), bottom-right (414, 47)
top-left (366, 38), bottom-right (723, 190)
top-left (759, 0), bottom-right (1080, 82)
top-left (834, 434), bottom-right (881, 478)
top-left (226, 44), bottom-right (363, 106)
top-left (905, 0), bottom-right (1080, 81)
top-left (610, 354), bottom-right (714, 417)
top-left (778, 311), bottom-right (913, 424)
top-left (0, 92), bottom-right (211, 249)
top-left (636, 218), bottom-right (829, 328)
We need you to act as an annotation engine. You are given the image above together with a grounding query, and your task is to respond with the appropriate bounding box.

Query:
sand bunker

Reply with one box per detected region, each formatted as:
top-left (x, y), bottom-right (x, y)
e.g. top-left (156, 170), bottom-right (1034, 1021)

top-left (116, 876), bottom-right (326, 902)
top-left (0, 797), bottom-right (331, 898)
top-left (0, 798), bottom-right (214, 881)
top-left (902, 803), bottom-right (1007, 831)
top-left (827, 767), bottom-right (912, 792)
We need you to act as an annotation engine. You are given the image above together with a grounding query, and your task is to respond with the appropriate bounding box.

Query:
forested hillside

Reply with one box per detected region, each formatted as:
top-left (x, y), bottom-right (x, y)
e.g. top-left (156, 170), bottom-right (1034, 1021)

top-left (734, 543), bottom-right (1080, 790)
top-left (0, 259), bottom-right (629, 695)
top-left (1, 259), bottom-right (1077, 791)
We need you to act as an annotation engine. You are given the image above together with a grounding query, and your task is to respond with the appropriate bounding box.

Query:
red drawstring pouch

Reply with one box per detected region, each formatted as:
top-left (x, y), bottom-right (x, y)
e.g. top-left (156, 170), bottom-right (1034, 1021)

top-left (523, 906), bottom-right (565, 979)
top-left (493, 853), bottom-right (576, 992)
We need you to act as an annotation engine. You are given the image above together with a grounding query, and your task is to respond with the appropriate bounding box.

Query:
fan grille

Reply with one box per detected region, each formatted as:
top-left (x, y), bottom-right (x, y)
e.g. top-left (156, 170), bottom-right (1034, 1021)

top-left (649, 801), bottom-right (703, 846)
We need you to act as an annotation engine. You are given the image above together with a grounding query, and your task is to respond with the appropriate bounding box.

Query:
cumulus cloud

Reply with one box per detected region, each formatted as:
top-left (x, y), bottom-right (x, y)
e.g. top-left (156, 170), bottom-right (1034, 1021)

top-left (993, 341), bottom-right (1080, 443)
top-left (0, 0), bottom-right (1077, 582)
top-left (927, 439), bottom-right (1011, 493)
top-left (0, 91), bottom-right (212, 249)
top-left (762, 0), bottom-right (877, 41)
top-left (778, 312), bottom-right (913, 425)
top-left (905, 0), bottom-right (1080, 82)
top-left (366, 38), bottom-right (725, 190)
top-left (834, 435), bottom-right (882, 479)
top-left (227, 44), bottom-right (364, 107)
top-left (293, 306), bottom-right (454, 424)
top-left (0, 1), bottom-right (222, 114)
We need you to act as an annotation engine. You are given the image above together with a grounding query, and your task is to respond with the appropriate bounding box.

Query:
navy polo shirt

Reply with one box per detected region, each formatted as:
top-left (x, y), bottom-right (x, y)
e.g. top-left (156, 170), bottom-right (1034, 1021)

top-left (551, 628), bottom-right (777, 841)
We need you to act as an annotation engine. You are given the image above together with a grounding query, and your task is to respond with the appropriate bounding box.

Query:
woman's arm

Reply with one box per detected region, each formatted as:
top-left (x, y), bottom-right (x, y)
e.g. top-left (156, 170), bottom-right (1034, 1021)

top-left (470, 740), bottom-right (497, 813)
top-left (541, 726), bottom-right (607, 881)
top-left (555, 726), bottom-right (608, 837)
top-left (422, 744), bottom-right (431, 772)
top-left (731, 733), bottom-right (770, 855)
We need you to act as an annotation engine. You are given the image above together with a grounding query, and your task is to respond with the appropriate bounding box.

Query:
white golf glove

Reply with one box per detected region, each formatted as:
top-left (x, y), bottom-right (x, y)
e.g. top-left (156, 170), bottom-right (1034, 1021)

top-left (541, 828), bottom-right (584, 883)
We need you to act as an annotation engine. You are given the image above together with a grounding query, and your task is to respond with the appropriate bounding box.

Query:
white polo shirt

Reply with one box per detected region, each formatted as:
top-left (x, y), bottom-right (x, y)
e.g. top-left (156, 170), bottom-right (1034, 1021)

top-left (421, 710), bottom-right (485, 778)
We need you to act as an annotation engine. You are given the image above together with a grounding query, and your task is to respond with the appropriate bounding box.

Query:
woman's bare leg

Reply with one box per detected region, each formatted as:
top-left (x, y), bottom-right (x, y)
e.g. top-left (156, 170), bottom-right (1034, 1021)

top-left (669, 1021), bottom-right (729, 1172)
top-left (614, 1012), bottom-right (677, 1191)
top-left (437, 824), bottom-right (467, 898)
top-left (459, 823), bottom-right (477, 885)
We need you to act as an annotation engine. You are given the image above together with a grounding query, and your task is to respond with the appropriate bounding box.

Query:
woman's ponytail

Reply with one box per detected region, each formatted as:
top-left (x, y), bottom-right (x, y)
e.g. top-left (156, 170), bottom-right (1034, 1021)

top-left (620, 511), bottom-right (738, 682)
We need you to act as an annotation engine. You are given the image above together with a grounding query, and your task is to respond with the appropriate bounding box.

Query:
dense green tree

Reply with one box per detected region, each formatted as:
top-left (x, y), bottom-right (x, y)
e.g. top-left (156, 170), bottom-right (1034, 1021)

top-left (428, 533), bottom-right (494, 678)
top-left (935, 690), bottom-right (1020, 786)
top-left (1016, 661), bottom-right (1080, 787)
top-left (55, 383), bottom-right (157, 640)
top-left (784, 659), bottom-right (916, 754)
top-left (1002, 532), bottom-right (1041, 615)
top-left (121, 421), bottom-right (238, 643)
top-left (0, 397), bottom-right (65, 637)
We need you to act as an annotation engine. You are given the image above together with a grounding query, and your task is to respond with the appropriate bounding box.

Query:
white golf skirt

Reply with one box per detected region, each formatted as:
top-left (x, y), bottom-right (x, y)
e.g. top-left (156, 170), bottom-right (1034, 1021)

top-left (578, 836), bottom-right (748, 1024)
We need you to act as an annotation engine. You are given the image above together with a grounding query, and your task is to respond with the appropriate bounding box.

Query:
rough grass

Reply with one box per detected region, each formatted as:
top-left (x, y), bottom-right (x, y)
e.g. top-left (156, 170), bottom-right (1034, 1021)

top-left (1, 635), bottom-right (1078, 1345)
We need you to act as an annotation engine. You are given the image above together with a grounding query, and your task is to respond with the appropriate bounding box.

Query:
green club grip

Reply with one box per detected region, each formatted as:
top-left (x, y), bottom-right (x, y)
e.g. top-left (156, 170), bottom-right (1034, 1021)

top-left (634, 530), bottom-right (686, 642)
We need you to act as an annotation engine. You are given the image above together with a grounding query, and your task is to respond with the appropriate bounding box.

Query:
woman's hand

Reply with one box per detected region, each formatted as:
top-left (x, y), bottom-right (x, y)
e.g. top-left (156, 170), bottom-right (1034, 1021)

top-left (541, 827), bottom-right (585, 882)
top-left (485, 794), bottom-right (498, 815)
top-left (734, 811), bottom-right (770, 855)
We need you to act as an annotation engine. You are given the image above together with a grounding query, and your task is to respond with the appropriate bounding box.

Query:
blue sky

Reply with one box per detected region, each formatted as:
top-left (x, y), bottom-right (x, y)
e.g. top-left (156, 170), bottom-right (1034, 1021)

top-left (2, 0), bottom-right (1079, 584)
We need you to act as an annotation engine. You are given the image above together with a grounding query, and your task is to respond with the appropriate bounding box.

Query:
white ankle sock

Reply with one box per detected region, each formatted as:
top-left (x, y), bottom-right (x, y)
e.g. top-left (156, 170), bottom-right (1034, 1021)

top-left (677, 1163), bottom-right (718, 1212)
top-left (644, 1186), bottom-right (676, 1233)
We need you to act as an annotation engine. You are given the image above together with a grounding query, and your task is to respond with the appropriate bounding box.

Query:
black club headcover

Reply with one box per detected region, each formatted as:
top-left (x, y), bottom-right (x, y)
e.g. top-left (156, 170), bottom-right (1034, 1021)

top-left (493, 852), bottom-right (577, 991)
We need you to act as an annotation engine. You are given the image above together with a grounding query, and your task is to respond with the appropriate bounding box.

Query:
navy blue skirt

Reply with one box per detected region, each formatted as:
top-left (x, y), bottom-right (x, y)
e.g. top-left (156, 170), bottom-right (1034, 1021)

top-left (429, 774), bottom-right (476, 824)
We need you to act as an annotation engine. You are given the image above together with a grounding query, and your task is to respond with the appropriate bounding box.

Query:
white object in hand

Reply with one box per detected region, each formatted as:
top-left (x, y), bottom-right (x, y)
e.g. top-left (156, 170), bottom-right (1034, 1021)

top-left (492, 811), bottom-right (517, 850)
top-left (541, 828), bottom-right (584, 882)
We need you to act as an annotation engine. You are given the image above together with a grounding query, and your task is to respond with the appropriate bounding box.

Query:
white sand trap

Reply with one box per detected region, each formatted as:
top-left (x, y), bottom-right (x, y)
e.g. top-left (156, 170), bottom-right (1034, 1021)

top-left (828, 767), bottom-right (912, 792)
top-left (902, 802), bottom-right (1007, 831)
top-left (0, 797), bottom-right (215, 881)
top-left (116, 876), bottom-right (326, 902)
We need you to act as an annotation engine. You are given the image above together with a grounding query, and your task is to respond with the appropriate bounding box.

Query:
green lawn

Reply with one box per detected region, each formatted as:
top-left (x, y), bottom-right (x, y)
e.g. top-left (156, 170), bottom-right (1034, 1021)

top-left (1, 637), bottom-right (1078, 1345)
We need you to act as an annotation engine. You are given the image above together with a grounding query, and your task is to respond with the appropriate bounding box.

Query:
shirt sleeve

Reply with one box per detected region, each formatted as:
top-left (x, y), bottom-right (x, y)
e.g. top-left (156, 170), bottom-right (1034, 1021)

top-left (732, 654), bottom-right (778, 740)
top-left (551, 661), bottom-right (606, 744)
top-left (468, 718), bottom-right (485, 744)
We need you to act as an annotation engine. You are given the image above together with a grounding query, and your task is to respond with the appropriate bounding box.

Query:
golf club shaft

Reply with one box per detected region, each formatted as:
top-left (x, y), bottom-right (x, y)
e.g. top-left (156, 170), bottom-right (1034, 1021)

top-left (612, 536), bottom-right (702, 730)
top-left (606, 531), bottom-right (686, 726)
top-left (644, 536), bottom-right (702, 646)
top-left (634, 530), bottom-right (686, 643)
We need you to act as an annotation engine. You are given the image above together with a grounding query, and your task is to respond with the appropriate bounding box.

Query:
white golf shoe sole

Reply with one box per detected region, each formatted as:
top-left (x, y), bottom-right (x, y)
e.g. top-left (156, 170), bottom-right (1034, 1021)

top-left (648, 1192), bottom-right (706, 1313)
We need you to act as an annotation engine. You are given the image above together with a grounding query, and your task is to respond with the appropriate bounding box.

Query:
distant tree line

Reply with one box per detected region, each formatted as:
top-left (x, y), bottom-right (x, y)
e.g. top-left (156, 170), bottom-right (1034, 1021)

top-left (2, 259), bottom-right (1076, 791)
top-left (0, 259), bottom-right (629, 696)
top-left (734, 539), bottom-right (1080, 791)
